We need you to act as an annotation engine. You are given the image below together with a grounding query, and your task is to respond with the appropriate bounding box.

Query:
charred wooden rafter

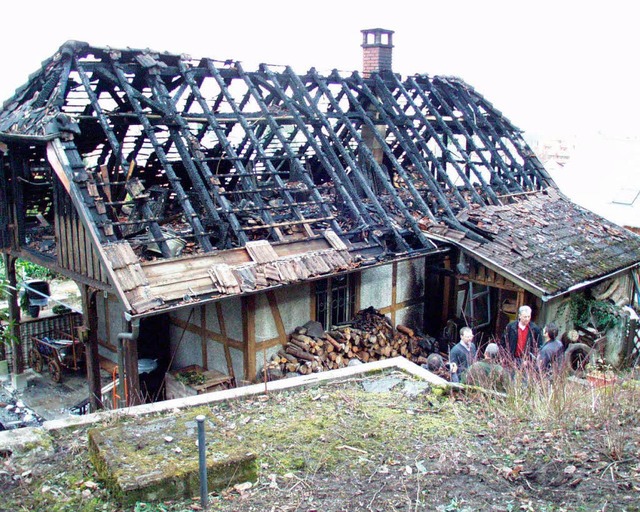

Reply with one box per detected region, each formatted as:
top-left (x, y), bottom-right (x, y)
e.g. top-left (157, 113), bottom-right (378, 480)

top-left (0, 41), bottom-right (555, 263)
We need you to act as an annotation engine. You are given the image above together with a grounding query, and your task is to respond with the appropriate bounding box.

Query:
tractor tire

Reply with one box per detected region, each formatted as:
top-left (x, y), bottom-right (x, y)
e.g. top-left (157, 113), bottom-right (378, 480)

top-left (564, 343), bottom-right (595, 374)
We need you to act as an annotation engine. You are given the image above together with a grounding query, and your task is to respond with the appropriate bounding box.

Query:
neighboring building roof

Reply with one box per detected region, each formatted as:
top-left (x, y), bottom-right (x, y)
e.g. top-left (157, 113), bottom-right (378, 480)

top-left (547, 136), bottom-right (640, 230)
top-left (423, 188), bottom-right (640, 299)
top-left (0, 41), bottom-right (637, 314)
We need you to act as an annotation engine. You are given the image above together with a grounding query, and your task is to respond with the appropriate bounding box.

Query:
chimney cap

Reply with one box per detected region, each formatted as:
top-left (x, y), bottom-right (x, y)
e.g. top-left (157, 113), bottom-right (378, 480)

top-left (361, 28), bottom-right (395, 35)
top-left (361, 28), bottom-right (394, 48)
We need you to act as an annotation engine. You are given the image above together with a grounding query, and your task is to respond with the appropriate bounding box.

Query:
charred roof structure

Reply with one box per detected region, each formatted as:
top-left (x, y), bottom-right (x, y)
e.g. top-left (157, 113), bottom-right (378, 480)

top-left (1, 37), bottom-right (638, 318)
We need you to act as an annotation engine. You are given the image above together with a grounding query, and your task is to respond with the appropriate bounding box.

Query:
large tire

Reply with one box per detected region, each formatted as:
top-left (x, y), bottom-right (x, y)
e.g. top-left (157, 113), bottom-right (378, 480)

top-left (564, 343), bottom-right (595, 373)
top-left (30, 348), bottom-right (43, 373)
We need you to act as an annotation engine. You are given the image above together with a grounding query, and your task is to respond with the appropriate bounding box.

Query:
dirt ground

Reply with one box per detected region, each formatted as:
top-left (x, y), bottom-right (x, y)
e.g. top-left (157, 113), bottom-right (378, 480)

top-left (1, 371), bottom-right (639, 512)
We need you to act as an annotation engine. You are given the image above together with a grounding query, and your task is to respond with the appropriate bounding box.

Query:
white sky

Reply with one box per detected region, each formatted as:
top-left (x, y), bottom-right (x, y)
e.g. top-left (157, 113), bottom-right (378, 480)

top-left (0, 0), bottom-right (638, 139)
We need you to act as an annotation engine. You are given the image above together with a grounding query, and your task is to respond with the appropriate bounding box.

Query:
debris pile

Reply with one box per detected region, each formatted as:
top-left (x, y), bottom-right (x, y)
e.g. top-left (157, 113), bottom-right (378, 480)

top-left (261, 307), bottom-right (438, 380)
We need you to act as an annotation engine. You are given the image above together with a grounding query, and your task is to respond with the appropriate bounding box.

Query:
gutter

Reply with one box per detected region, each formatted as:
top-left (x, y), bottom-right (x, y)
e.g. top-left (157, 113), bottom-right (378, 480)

top-left (115, 312), bottom-right (140, 408)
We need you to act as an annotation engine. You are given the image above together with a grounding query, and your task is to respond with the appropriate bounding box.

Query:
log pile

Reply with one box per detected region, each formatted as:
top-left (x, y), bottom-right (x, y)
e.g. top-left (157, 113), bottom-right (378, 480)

top-left (261, 307), bottom-right (437, 380)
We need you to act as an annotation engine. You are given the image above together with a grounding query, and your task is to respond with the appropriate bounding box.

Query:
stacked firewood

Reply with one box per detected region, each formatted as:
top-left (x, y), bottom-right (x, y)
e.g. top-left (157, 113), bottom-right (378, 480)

top-left (261, 307), bottom-right (436, 380)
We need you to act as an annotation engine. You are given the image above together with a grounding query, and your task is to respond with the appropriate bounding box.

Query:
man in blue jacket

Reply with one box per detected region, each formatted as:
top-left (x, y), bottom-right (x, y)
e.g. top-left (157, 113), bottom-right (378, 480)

top-left (501, 305), bottom-right (543, 362)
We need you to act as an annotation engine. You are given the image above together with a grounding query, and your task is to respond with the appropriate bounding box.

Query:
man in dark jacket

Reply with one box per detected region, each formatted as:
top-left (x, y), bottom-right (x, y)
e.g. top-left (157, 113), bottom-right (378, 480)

top-left (537, 323), bottom-right (564, 372)
top-left (501, 305), bottom-right (543, 361)
top-left (450, 326), bottom-right (477, 381)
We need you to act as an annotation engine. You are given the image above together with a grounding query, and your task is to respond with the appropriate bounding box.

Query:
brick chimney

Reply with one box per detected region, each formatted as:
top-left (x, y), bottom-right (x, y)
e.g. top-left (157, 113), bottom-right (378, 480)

top-left (361, 28), bottom-right (394, 78)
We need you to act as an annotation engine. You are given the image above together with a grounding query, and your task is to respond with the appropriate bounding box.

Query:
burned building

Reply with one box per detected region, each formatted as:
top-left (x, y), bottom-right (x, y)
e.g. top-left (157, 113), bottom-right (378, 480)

top-left (1, 30), bottom-right (639, 407)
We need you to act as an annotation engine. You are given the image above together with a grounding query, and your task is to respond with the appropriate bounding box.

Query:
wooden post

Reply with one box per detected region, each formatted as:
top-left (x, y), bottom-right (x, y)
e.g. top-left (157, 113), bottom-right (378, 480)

top-left (124, 331), bottom-right (141, 406)
top-left (4, 254), bottom-right (22, 374)
top-left (81, 285), bottom-right (102, 412)
top-left (216, 302), bottom-right (235, 380)
top-left (242, 295), bottom-right (256, 382)
top-left (391, 262), bottom-right (398, 327)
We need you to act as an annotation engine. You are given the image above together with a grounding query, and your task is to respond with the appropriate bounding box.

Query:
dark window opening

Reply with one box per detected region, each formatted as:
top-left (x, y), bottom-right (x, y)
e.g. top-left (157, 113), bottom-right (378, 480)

top-left (315, 274), bottom-right (357, 330)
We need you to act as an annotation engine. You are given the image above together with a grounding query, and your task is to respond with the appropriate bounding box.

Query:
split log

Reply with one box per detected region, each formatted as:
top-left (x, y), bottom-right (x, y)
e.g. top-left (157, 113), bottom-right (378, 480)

top-left (397, 324), bottom-right (415, 337)
top-left (285, 345), bottom-right (315, 362)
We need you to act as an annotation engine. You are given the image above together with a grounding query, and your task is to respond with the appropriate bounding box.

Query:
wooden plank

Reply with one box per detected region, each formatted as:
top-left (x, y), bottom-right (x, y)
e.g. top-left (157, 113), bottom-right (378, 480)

top-left (216, 302), bottom-right (235, 378)
top-left (79, 218), bottom-right (88, 277)
top-left (323, 229), bottom-right (348, 251)
top-left (99, 165), bottom-right (112, 201)
top-left (245, 240), bottom-right (278, 263)
top-left (391, 261), bottom-right (397, 326)
top-left (71, 211), bottom-right (81, 273)
top-left (243, 295), bottom-right (256, 382)
top-left (266, 291), bottom-right (286, 341)
top-left (200, 305), bottom-right (207, 370)
top-left (55, 205), bottom-right (67, 269)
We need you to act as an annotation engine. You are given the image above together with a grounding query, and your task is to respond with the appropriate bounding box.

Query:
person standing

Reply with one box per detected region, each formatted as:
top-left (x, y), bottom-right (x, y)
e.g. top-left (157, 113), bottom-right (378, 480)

top-left (449, 326), bottom-right (477, 381)
top-left (537, 323), bottom-right (564, 372)
top-left (501, 305), bottom-right (543, 361)
top-left (463, 342), bottom-right (508, 390)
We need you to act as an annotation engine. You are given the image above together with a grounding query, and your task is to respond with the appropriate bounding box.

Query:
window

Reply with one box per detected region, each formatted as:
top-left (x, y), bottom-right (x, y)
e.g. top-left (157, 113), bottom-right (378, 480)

top-left (463, 282), bottom-right (491, 328)
top-left (315, 274), bottom-right (357, 330)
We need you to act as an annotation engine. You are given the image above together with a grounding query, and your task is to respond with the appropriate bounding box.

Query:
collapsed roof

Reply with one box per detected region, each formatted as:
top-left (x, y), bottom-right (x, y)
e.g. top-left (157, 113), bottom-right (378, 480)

top-left (0, 41), bottom-right (637, 315)
top-left (425, 188), bottom-right (640, 299)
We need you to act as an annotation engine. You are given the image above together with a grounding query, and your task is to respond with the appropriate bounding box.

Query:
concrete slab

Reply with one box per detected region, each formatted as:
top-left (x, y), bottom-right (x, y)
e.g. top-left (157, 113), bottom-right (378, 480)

top-left (88, 412), bottom-right (257, 507)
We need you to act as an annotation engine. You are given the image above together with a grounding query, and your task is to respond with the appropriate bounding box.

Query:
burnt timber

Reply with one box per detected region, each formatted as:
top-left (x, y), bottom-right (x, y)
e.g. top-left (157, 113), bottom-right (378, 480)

top-left (0, 41), bottom-right (638, 318)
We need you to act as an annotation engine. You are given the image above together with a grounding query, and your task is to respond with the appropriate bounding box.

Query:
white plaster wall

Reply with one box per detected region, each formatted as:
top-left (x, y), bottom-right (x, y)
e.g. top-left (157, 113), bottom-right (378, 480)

top-left (396, 259), bottom-right (425, 304)
top-left (172, 305), bottom-right (201, 325)
top-left (97, 344), bottom-right (114, 363)
top-left (96, 293), bottom-right (126, 363)
top-left (275, 283), bottom-right (311, 334)
top-left (254, 293), bottom-right (278, 342)
top-left (168, 322), bottom-right (202, 370)
top-left (205, 303), bottom-right (221, 333)
top-left (396, 304), bottom-right (424, 331)
top-left (95, 292), bottom-right (108, 343)
top-left (206, 340), bottom-right (231, 376)
top-left (360, 264), bottom-right (393, 310)
top-left (229, 346), bottom-right (245, 383)
top-left (221, 297), bottom-right (243, 341)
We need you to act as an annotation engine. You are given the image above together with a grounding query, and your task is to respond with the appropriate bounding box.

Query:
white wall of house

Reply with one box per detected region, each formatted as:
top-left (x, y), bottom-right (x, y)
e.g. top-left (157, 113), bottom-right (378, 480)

top-left (395, 258), bottom-right (426, 329)
top-left (274, 284), bottom-right (311, 334)
top-left (169, 306), bottom-right (203, 370)
top-left (360, 265), bottom-right (392, 311)
top-left (167, 297), bottom-right (244, 378)
top-left (119, 257), bottom-right (429, 382)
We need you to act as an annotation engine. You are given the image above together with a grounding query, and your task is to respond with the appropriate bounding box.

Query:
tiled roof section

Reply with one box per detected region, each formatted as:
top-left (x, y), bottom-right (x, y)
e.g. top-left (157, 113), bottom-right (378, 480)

top-left (424, 189), bottom-right (640, 296)
top-left (104, 241), bottom-right (356, 315)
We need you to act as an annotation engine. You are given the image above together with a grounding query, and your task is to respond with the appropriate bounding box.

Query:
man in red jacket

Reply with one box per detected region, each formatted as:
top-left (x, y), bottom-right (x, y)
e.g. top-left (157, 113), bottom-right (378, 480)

top-left (501, 305), bottom-right (543, 362)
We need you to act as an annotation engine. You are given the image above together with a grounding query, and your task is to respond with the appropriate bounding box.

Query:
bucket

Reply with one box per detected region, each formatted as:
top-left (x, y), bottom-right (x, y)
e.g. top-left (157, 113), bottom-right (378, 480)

top-left (138, 358), bottom-right (158, 375)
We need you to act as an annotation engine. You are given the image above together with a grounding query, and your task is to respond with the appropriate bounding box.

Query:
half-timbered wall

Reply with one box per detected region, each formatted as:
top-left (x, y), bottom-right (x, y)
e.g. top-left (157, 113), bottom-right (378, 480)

top-left (361, 259), bottom-right (427, 329)
top-left (162, 259), bottom-right (430, 382)
top-left (168, 297), bottom-right (244, 380)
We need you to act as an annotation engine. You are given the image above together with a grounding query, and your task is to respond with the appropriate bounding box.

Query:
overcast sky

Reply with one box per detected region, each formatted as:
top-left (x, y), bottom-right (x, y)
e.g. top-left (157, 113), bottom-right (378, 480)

top-left (1, 0), bottom-right (638, 139)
